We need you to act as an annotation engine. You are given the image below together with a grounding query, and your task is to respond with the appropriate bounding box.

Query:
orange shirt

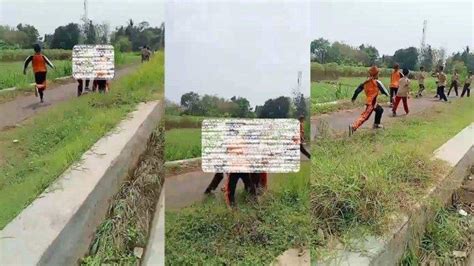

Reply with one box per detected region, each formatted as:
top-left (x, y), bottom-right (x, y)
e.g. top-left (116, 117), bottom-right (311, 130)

top-left (364, 79), bottom-right (380, 104)
top-left (32, 54), bottom-right (47, 73)
top-left (390, 70), bottom-right (402, 88)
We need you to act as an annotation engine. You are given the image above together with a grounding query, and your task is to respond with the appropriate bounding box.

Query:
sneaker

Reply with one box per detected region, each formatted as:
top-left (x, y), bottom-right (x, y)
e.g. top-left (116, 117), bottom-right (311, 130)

top-left (373, 124), bottom-right (384, 129)
top-left (204, 188), bottom-right (212, 195)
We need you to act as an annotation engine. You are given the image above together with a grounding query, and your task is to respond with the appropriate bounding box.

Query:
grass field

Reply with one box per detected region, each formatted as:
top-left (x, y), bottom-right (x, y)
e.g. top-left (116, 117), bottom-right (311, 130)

top-left (0, 52), bottom-right (164, 229)
top-left (165, 128), bottom-right (201, 161)
top-left (165, 162), bottom-right (312, 264)
top-left (311, 97), bottom-right (473, 260)
top-left (0, 52), bottom-right (140, 90)
top-left (0, 49), bottom-right (72, 62)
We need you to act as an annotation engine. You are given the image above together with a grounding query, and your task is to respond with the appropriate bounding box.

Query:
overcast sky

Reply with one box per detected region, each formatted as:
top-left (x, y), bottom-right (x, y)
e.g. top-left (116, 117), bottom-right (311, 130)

top-left (311, 0), bottom-right (473, 56)
top-left (165, 0), bottom-right (310, 107)
top-left (0, 0), bottom-right (164, 36)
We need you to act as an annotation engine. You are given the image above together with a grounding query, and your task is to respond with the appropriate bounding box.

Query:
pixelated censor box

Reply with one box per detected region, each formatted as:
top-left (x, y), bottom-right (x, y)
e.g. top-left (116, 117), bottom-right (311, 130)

top-left (202, 119), bottom-right (300, 173)
top-left (72, 45), bottom-right (114, 80)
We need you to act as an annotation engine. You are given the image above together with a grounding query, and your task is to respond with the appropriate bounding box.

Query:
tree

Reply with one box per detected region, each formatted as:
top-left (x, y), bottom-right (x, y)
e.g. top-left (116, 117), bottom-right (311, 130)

top-left (16, 24), bottom-right (39, 47)
top-left (85, 21), bottom-right (97, 44)
top-left (230, 96), bottom-right (252, 117)
top-left (181, 92), bottom-right (202, 115)
top-left (258, 96), bottom-right (291, 118)
top-left (311, 38), bottom-right (330, 63)
top-left (359, 44), bottom-right (379, 66)
top-left (393, 47), bottom-right (419, 70)
top-left (293, 92), bottom-right (307, 118)
top-left (420, 45), bottom-right (434, 71)
top-left (50, 23), bottom-right (81, 49)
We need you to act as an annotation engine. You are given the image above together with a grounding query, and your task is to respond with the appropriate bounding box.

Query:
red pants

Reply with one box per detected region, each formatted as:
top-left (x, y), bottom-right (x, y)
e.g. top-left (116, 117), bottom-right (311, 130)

top-left (392, 96), bottom-right (409, 114)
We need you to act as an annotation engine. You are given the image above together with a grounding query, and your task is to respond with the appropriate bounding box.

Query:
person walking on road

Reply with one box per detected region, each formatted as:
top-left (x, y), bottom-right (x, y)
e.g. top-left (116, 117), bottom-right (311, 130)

top-left (23, 44), bottom-right (55, 103)
top-left (389, 63), bottom-right (403, 107)
top-left (392, 69), bottom-right (411, 116)
top-left (461, 71), bottom-right (472, 97)
top-left (432, 66), bottom-right (448, 102)
top-left (349, 66), bottom-right (389, 136)
top-left (447, 70), bottom-right (459, 97)
top-left (416, 66), bottom-right (427, 98)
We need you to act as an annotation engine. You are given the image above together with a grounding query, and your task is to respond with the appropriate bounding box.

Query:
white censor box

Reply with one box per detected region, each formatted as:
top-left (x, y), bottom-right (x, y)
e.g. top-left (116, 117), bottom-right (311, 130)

top-left (202, 119), bottom-right (300, 173)
top-left (72, 45), bottom-right (115, 80)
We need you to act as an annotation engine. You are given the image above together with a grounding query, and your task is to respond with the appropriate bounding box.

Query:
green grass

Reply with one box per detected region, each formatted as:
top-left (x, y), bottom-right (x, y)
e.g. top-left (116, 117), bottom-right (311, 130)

top-left (311, 97), bottom-right (473, 253)
top-left (0, 49), bottom-right (72, 62)
top-left (165, 128), bottom-right (201, 161)
top-left (0, 52), bottom-right (164, 229)
top-left (164, 114), bottom-right (206, 130)
top-left (400, 207), bottom-right (472, 265)
top-left (165, 162), bottom-right (312, 264)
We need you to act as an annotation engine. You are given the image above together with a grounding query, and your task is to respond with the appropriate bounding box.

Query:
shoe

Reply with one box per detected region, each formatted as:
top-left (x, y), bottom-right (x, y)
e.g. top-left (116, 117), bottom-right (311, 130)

top-left (392, 111), bottom-right (397, 117)
top-left (373, 124), bottom-right (384, 129)
top-left (204, 188), bottom-right (212, 195)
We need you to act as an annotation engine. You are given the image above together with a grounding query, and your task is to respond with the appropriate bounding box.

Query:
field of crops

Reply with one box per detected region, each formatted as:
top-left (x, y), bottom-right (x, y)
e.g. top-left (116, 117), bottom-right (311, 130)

top-left (0, 49), bottom-right (72, 62)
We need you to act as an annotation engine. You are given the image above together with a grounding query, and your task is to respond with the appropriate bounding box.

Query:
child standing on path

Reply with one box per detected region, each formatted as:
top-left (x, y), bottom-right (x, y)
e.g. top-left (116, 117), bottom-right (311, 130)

top-left (432, 66), bottom-right (448, 102)
top-left (461, 71), bottom-right (472, 97)
top-left (392, 69), bottom-right (411, 116)
top-left (299, 115), bottom-right (311, 159)
top-left (349, 66), bottom-right (389, 136)
top-left (23, 44), bottom-right (55, 103)
top-left (447, 70), bottom-right (459, 96)
top-left (389, 63), bottom-right (403, 106)
top-left (416, 66), bottom-right (426, 97)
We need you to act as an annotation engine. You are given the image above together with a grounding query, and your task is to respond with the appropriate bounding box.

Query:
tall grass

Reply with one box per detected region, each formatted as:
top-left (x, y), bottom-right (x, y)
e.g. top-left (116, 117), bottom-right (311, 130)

top-left (165, 163), bottom-right (311, 264)
top-left (165, 128), bottom-right (201, 161)
top-left (0, 49), bottom-right (72, 62)
top-left (0, 52), bottom-right (164, 229)
top-left (311, 97), bottom-right (473, 245)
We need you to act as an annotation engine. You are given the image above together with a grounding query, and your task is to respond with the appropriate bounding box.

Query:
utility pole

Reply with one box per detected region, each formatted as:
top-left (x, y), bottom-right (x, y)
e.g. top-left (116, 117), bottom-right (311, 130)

top-left (419, 20), bottom-right (427, 65)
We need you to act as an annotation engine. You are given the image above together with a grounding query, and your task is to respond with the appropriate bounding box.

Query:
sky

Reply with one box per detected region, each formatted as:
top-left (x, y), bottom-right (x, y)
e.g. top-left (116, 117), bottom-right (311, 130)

top-left (311, 0), bottom-right (473, 56)
top-left (0, 0), bottom-right (165, 36)
top-left (165, 0), bottom-right (311, 107)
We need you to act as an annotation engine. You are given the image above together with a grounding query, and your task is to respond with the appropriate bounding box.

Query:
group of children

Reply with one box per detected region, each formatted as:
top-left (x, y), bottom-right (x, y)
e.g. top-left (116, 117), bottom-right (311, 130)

top-left (23, 44), bottom-right (112, 103)
top-left (349, 63), bottom-right (472, 135)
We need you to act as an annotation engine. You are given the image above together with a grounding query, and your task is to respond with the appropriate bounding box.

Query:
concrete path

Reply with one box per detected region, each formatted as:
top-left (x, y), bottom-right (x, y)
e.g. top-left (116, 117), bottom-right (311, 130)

top-left (0, 65), bottom-right (137, 130)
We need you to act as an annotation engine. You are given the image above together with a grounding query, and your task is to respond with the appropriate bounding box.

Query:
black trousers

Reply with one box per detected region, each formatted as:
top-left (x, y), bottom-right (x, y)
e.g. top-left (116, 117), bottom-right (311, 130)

top-left (417, 84), bottom-right (425, 96)
top-left (77, 79), bottom-right (90, 96)
top-left (448, 81), bottom-right (458, 96)
top-left (374, 104), bottom-right (384, 125)
top-left (437, 86), bottom-right (448, 101)
top-left (461, 84), bottom-right (471, 97)
top-left (206, 173), bottom-right (224, 192)
top-left (300, 144), bottom-right (311, 159)
top-left (226, 173), bottom-right (255, 206)
top-left (389, 87), bottom-right (398, 103)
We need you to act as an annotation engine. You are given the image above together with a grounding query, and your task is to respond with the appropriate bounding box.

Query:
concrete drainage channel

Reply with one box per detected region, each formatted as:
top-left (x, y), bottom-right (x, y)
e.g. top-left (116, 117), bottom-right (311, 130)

top-left (0, 100), bottom-right (163, 265)
top-left (318, 123), bottom-right (474, 266)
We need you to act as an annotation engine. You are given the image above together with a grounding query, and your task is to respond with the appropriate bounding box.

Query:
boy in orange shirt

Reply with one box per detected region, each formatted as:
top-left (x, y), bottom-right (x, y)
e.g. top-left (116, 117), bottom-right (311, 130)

top-left (392, 69), bottom-right (410, 116)
top-left (349, 66), bottom-right (389, 136)
top-left (389, 63), bottom-right (404, 107)
top-left (23, 44), bottom-right (55, 103)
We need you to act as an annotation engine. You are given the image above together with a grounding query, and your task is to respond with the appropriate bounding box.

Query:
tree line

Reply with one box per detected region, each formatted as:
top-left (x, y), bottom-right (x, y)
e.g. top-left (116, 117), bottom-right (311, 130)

top-left (311, 38), bottom-right (474, 73)
top-left (168, 91), bottom-right (308, 119)
top-left (0, 19), bottom-right (164, 52)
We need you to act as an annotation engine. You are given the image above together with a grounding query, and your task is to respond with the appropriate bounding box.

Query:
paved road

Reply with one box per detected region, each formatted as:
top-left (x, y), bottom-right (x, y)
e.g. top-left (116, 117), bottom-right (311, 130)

top-left (310, 94), bottom-right (449, 140)
top-left (0, 66), bottom-right (138, 130)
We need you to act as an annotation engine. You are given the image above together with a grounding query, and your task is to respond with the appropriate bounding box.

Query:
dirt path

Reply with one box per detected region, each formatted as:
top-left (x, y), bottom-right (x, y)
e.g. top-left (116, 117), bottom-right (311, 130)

top-left (0, 65), bottom-right (138, 130)
top-left (310, 94), bottom-right (453, 140)
top-left (165, 154), bottom-right (310, 210)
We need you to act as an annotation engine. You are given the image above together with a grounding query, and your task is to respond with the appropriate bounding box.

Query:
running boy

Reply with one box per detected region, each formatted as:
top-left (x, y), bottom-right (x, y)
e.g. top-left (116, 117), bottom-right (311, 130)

top-left (416, 66), bottom-right (426, 97)
top-left (349, 66), bottom-right (389, 135)
top-left (461, 71), bottom-right (472, 97)
top-left (447, 70), bottom-right (459, 96)
top-left (392, 69), bottom-right (410, 116)
top-left (23, 44), bottom-right (55, 103)
top-left (389, 63), bottom-right (403, 106)
top-left (432, 66), bottom-right (448, 102)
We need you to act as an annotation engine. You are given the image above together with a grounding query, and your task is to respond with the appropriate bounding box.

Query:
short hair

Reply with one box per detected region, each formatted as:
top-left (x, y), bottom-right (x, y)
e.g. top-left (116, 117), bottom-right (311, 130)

top-left (298, 115), bottom-right (305, 121)
top-left (420, 66), bottom-right (424, 70)
top-left (393, 63), bottom-right (400, 69)
top-left (439, 65), bottom-right (444, 71)
top-left (402, 68), bottom-right (409, 76)
top-left (33, 43), bottom-right (41, 53)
